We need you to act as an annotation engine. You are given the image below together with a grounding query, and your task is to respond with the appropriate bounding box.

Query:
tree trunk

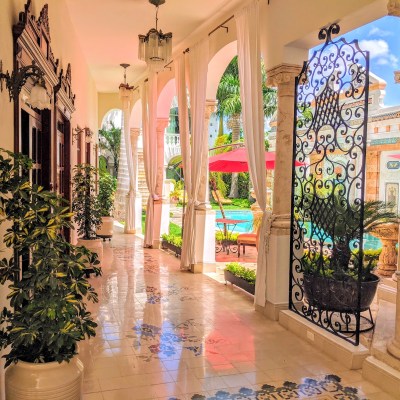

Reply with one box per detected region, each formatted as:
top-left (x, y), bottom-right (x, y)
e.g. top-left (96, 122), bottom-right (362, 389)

top-left (218, 114), bottom-right (224, 137)
top-left (228, 115), bottom-right (241, 199)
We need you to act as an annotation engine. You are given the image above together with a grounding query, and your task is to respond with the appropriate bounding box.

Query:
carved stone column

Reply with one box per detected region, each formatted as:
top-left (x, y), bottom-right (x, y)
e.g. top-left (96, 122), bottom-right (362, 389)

top-left (262, 64), bottom-right (302, 320)
top-left (153, 118), bottom-right (170, 247)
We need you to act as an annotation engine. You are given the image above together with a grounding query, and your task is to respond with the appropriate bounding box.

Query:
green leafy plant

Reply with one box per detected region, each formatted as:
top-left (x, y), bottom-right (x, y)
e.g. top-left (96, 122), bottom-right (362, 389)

top-left (161, 233), bottom-right (182, 248)
top-left (98, 172), bottom-right (117, 217)
top-left (72, 164), bottom-right (102, 240)
top-left (216, 232), bottom-right (239, 243)
top-left (0, 149), bottom-right (100, 367)
top-left (98, 122), bottom-right (121, 177)
top-left (225, 262), bottom-right (256, 285)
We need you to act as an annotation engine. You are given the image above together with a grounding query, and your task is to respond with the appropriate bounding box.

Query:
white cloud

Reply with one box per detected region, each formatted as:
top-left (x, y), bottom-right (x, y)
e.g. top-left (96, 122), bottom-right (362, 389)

top-left (368, 27), bottom-right (392, 37)
top-left (359, 39), bottom-right (398, 68)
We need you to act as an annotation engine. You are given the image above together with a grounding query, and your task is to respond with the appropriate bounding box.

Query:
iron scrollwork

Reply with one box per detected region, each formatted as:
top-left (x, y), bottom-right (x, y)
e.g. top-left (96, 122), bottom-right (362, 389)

top-left (289, 23), bottom-right (371, 345)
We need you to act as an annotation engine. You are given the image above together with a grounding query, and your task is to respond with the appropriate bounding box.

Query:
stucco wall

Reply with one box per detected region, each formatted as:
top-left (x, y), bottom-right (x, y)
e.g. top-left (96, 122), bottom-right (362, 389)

top-left (0, 0), bottom-right (99, 394)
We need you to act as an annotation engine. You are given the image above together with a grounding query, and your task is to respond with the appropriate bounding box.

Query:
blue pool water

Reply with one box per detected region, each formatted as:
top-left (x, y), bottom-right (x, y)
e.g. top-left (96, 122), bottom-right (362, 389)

top-left (214, 210), bottom-right (382, 249)
top-left (215, 210), bottom-right (253, 233)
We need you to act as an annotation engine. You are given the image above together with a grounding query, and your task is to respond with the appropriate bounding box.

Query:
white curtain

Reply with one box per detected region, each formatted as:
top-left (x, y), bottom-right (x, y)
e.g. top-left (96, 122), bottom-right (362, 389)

top-left (141, 73), bottom-right (159, 247)
top-left (236, 1), bottom-right (268, 307)
top-left (120, 88), bottom-right (136, 233)
top-left (179, 40), bottom-right (209, 270)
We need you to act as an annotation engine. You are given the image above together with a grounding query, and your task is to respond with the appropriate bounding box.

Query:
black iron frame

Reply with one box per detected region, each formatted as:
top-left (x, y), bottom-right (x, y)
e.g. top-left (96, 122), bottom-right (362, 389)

top-left (289, 24), bottom-right (371, 345)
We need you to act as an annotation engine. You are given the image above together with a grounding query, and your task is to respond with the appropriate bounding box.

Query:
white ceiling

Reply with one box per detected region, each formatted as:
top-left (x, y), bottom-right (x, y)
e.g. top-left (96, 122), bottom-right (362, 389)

top-left (65, 0), bottom-right (242, 92)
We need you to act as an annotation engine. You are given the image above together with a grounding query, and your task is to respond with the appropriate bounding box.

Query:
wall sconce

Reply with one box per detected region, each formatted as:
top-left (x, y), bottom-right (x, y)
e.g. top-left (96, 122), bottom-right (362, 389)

top-left (73, 126), bottom-right (93, 144)
top-left (0, 60), bottom-right (51, 110)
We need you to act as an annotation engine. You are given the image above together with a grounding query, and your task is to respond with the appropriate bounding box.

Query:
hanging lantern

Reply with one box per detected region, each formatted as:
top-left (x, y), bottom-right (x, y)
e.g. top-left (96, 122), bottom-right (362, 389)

top-left (138, 0), bottom-right (172, 72)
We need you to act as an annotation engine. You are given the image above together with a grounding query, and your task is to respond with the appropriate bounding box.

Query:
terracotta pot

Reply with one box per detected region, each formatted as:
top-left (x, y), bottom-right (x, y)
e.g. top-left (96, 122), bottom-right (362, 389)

top-left (96, 216), bottom-right (114, 240)
top-left (5, 357), bottom-right (84, 400)
top-left (77, 238), bottom-right (103, 264)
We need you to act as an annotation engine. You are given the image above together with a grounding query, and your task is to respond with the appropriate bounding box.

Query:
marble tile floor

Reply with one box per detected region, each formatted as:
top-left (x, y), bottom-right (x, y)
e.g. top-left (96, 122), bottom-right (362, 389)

top-left (80, 233), bottom-right (396, 400)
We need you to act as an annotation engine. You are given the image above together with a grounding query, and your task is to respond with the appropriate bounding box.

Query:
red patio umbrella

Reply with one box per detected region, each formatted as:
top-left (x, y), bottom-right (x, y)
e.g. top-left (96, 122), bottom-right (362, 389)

top-left (209, 148), bottom-right (304, 172)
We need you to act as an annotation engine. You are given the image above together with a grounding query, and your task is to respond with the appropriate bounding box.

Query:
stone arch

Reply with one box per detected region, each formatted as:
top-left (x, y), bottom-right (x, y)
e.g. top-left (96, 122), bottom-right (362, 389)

top-left (100, 108), bottom-right (123, 130)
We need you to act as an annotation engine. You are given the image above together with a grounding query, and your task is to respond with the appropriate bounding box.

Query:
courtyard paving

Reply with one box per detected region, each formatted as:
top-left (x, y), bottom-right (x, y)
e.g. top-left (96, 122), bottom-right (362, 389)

top-left (79, 232), bottom-right (395, 400)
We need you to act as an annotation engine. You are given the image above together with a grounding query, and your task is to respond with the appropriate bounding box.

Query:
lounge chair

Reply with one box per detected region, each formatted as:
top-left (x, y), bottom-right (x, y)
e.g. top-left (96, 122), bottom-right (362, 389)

top-left (211, 189), bottom-right (232, 205)
top-left (237, 227), bottom-right (259, 257)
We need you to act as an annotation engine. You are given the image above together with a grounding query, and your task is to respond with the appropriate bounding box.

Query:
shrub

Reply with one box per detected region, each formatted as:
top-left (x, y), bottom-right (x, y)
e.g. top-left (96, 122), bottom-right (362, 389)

top-left (161, 233), bottom-right (182, 248)
top-left (0, 149), bottom-right (100, 367)
top-left (216, 231), bottom-right (239, 243)
top-left (225, 262), bottom-right (256, 284)
top-left (98, 171), bottom-right (117, 217)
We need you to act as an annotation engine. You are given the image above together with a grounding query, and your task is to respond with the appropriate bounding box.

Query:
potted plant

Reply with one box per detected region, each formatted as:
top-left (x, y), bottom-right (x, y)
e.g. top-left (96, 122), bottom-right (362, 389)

top-left (0, 149), bottom-right (100, 400)
top-left (72, 164), bottom-right (103, 264)
top-left (224, 262), bottom-right (256, 295)
top-left (96, 171), bottom-right (116, 241)
top-left (301, 198), bottom-right (398, 312)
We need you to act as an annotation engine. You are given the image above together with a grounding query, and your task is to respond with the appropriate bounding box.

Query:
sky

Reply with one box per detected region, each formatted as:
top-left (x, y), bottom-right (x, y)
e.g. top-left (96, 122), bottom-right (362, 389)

top-left (311, 16), bottom-right (400, 107)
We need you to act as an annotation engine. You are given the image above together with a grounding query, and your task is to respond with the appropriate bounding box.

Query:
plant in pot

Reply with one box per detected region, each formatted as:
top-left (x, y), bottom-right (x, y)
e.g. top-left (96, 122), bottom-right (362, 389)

top-left (0, 149), bottom-right (100, 400)
top-left (301, 196), bottom-right (398, 313)
top-left (224, 262), bottom-right (256, 295)
top-left (96, 171), bottom-right (117, 241)
top-left (72, 163), bottom-right (103, 267)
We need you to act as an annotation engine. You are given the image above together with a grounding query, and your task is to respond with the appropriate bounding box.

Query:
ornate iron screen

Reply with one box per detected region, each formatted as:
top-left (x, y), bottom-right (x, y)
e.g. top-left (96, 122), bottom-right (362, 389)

top-left (289, 24), bottom-right (371, 345)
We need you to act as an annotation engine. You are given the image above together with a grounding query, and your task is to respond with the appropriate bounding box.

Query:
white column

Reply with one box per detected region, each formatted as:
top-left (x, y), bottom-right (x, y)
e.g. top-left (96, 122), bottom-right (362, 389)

top-left (119, 86), bottom-right (137, 234)
top-left (129, 128), bottom-right (142, 234)
top-left (153, 118), bottom-right (170, 247)
top-left (262, 64), bottom-right (302, 320)
top-left (193, 100), bottom-right (216, 273)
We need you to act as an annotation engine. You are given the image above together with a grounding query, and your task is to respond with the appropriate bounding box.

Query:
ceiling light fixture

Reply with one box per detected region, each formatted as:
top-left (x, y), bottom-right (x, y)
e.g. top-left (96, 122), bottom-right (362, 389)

top-left (138, 0), bottom-right (172, 72)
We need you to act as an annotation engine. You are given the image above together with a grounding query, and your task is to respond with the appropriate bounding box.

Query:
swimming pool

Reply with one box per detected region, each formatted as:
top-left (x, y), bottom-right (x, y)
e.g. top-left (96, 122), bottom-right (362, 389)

top-left (215, 210), bottom-right (382, 250)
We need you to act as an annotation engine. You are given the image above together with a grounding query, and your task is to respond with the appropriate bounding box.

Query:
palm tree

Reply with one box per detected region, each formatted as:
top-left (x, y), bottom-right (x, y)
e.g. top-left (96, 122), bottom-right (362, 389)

top-left (98, 122), bottom-right (122, 178)
top-left (216, 56), bottom-right (277, 198)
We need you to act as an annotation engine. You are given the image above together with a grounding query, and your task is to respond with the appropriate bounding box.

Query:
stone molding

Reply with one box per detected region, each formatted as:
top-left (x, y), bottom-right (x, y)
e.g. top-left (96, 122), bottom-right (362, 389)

top-left (156, 118), bottom-right (169, 134)
top-left (266, 64), bottom-right (303, 87)
top-left (130, 127), bottom-right (141, 139)
top-left (388, 0), bottom-right (400, 17)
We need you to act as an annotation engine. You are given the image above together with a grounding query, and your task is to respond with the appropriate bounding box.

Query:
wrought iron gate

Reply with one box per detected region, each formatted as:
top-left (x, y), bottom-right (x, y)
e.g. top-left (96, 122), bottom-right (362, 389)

top-left (289, 24), bottom-right (371, 345)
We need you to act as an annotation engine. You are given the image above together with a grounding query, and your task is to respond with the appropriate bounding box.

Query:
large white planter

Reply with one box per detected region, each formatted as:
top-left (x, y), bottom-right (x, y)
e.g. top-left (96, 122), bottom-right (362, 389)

top-left (96, 216), bottom-right (114, 240)
top-left (76, 238), bottom-right (103, 264)
top-left (5, 357), bottom-right (84, 400)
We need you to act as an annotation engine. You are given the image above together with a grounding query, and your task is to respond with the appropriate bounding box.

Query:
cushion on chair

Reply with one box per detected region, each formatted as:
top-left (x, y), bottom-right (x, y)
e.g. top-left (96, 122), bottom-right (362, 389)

top-left (237, 233), bottom-right (257, 245)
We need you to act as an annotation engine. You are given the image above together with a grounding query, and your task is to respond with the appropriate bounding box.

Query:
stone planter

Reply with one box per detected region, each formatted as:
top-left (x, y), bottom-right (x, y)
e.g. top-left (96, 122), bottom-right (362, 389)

top-left (5, 356), bottom-right (84, 400)
top-left (303, 273), bottom-right (379, 313)
top-left (370, 223), bottom-right (399, 277)
top-left (224, 269), bottom-right (255, 295)
top-left (161, 240), bottom-right (181, 257)
top-left (96, 216), bottom-right (114, 241)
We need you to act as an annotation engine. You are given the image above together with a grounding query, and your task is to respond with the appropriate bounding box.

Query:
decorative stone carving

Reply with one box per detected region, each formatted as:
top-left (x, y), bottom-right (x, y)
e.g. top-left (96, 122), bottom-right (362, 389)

top-left (370, 223), bottom-right (399, 276)
top-left (266, 64), bottom-right (302, 88)
top-left (388, 0), bottom-right (400, 17)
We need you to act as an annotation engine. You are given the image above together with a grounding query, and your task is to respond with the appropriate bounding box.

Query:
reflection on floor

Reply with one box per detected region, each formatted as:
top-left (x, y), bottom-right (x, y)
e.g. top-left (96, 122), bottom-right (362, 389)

top-left (80, 232), bottom-right (395, 400)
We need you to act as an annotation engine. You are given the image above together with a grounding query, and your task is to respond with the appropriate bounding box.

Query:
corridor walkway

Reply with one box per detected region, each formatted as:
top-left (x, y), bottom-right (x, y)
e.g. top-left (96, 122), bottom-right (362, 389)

top-left (80, 233), bottom-right (395, 400)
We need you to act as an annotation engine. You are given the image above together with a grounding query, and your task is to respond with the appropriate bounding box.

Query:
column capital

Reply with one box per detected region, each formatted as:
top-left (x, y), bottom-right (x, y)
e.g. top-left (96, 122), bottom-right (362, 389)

top-left (130, 127), bottom-right (141, 139)
top-left (266, 64), bottom-right (303, 87)
top-left (205, 99), bottom-right (217, 120)
top-left (156, 117), bottom-right (169, 134)
top-left (388, 0), bottom-right (400, 17)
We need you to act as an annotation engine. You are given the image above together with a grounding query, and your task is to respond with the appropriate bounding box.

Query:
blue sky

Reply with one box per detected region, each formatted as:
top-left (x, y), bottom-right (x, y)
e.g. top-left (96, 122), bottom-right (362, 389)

top-left (311, 16), bottom-right (400, 107)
